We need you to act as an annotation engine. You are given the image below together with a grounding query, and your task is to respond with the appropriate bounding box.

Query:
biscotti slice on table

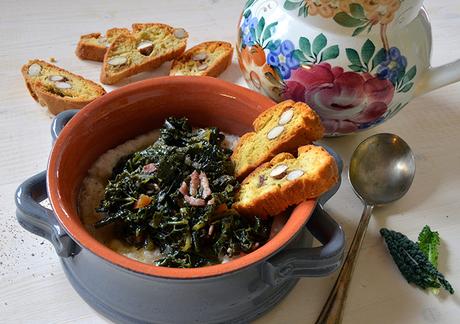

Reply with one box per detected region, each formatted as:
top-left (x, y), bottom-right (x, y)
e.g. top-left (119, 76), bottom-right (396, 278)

top-left (21, 60), bottom-right (106, 115)
top-left (169, 41), bottom-right (233, 77)
top-left (76, 28), bottom-right (130, 61)
top-left (233, 145), bottom-right (338, 218)
top-left (100, 23), bottom-right (188, 84)
top-left (231, 100), bottom-right (324, 180)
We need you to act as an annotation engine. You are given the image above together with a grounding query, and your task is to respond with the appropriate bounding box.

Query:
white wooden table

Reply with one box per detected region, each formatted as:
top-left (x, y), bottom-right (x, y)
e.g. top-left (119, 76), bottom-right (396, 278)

top-left (1, 1), bottom-right (460, 323)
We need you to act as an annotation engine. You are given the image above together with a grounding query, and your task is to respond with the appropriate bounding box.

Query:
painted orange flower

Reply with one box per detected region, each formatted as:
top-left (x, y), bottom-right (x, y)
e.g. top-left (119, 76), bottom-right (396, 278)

top-left (238, 45), bottom-right (283, 101)
top-left (373, 0), bottom-right (400, 24)
top-left (307, 0), bottom-right (401, 25)
top-left (360, 0), bottom-right (401, 24)
top-left (307, 0), bottom-right (342, 18)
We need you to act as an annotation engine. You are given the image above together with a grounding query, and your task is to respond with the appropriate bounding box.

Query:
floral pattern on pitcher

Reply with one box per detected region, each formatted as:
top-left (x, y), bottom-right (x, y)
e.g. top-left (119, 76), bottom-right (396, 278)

top-left (237, 0), bottom-right (417, 134)
top-left (284, 1), bottom-right (401, 37)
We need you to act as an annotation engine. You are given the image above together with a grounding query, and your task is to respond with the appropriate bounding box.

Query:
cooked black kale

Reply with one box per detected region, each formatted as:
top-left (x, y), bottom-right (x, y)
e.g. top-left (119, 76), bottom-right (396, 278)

top-left (95, 117), bottom-right (271, 268)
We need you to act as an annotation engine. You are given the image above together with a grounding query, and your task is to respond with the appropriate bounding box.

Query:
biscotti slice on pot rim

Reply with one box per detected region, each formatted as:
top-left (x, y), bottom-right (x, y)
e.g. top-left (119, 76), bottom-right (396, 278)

top-left (100, 23), bottom-right (188, 85)
top-left (76, 28), bottom-right (130, 62)
top-left (21, 60), bottom-right (106, 115)
top-left (169, 41), bottom-right (233, 77)
top-left (233, 145), bottom-right (338, 218)
top-left (231, 100), bottom-right (324, 180)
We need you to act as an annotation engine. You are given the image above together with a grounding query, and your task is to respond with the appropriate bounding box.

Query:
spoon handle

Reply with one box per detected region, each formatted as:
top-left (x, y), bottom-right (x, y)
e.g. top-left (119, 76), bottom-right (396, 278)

top-left (315, 204), bottom-right (374, 324)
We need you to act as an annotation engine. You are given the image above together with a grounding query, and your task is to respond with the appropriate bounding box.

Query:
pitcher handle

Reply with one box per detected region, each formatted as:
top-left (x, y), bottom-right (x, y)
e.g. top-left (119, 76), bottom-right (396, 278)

top-left (415, 59), bottom-right (460, 97)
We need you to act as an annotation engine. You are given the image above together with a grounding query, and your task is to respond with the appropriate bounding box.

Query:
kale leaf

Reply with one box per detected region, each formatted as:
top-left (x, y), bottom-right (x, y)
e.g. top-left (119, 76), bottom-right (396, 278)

top-left (380, 228), bottom-right (454, 294)
top-left (417, 225), bottom-right (442, 294)
top-left (417, 225), bottom-right (440, 267)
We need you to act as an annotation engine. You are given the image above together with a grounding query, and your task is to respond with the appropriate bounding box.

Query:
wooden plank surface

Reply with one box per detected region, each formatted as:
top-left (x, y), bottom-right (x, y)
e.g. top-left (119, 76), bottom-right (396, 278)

top-left (1, 1), bottom-right (459, 323)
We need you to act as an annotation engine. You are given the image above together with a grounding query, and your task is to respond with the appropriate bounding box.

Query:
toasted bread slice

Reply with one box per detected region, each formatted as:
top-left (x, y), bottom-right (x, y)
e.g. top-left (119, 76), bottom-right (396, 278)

top-left (169, 41), bottom-right (233, 77)
top-left (233, 145), bottom-right (338, 218)
top-left (76, 28), bottom-right (130, 62)
top-left (100, 23), bottom-right (188, 84)
top-left (21, 60), bottom-right (106, 115)
top-left (231, 100), bottom-right (324, 180)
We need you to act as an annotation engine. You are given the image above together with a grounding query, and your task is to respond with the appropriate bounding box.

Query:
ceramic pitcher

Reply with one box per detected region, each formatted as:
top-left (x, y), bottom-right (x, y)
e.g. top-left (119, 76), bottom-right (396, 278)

top-left (237, 0), bottom-right (460, 135)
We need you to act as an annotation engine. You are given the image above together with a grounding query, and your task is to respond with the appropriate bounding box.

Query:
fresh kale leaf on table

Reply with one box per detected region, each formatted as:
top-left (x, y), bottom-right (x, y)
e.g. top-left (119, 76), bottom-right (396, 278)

top-left (95, 117), bottom-right (271, 268)
top-left (417, 225), bottom-right (440, 268)
top-left (380, 227), bottom-right (453, 294)
top-left (417, 225), bottom-right (442, 294)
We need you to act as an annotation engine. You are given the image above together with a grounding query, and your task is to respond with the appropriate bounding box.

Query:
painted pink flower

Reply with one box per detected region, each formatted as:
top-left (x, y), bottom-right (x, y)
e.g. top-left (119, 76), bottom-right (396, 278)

top-left (283, 63), bottom-right (394, 133)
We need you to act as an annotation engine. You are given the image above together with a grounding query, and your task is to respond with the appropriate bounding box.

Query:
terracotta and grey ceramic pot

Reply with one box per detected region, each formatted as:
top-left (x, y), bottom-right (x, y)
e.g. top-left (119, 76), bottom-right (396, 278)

top-left (237, 0), bottom-right (460, 135)
top-left (15, 76), bottom-right (344, 323)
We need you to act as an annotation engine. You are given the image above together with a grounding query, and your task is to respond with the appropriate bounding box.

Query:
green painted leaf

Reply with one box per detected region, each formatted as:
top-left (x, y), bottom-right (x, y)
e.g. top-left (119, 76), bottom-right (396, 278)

top-left (361, 39), bottom-right (375, 65)
top-left (298, 5), bottom-right (309, 17)
top-left (396, 67), bottom-right (406, 86)
top-left (262, 22), bottom-right (278, 43)
top-left (334, 12), bottom-right (365, 27)
top-left (400, 82), bottom-right (414, 93)
top-left (266, 40), bottom-right (276, 51)
top-left (403, 65), bottom-right (417, 83)
top-left (299, 36), bottom-right (312, 57)
top-left (244, 0), bottom-right (256, 10)
top-left (312, 33), bottom-right (327, 56)
top-left (348, 64), bottom-right (364, 72)
top-left (367, 22), bottom-right (374, 33)
top-left (346, 48), bottom-right (362, 66)
top-left (243, 9), bottom-right (252, 19)
top-left (249, 27), bottom-right (257, 44)
top-left (293, 49), bottom-right (307, 62)
top-left (256, 17), bottom-right (265, 39)
top-left (320, 45), bottom-right (339, 61)
top-left (352, 25), bottom-right (367, 36)
top-left (284, 0), bottom-right (303, 10)
top-left (349, 3), bottom-right (365, 18)
top-left (371, 48), bottom-right (387, 70)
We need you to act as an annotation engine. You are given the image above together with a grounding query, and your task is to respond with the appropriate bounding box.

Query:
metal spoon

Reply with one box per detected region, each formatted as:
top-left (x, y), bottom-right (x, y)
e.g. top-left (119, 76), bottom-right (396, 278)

top-left (316, 133), bottom-right (416, 324)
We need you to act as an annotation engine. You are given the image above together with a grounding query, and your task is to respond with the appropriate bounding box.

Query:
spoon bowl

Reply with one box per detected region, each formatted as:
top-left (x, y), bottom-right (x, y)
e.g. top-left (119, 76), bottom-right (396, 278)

top-left (349, 133), bottom-right (416, 206)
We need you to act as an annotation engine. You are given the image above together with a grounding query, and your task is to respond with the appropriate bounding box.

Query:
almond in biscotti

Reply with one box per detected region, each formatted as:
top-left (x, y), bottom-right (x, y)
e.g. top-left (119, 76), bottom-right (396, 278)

top-left (21, 59), bottom-right (106, 115)
top-left (173, 28), bottom-right (187, 39)
top-left (137, 40), bottom-right (154, 56)
top-left (267, 126), bottom-right (285, 140)
top-left (107, 56), bottom-right (128, 66)
top-left (233, 145), bottom-right (338, 218)
top-left (48, 75), bottom-right (66, 82)
top-left (100, 23), bottom-right (188, 85)
top-left (28, 63), bottom-right (42, 76)
top-left (278, 108), bottom-right (294, 125)
top-left (286, 169), bottom-right (304, 180)
top-left (231, 100), bottom-right (324, 180)
top-left (169, 41), bottom-right (233, 77)
top-left (269, 164), bottom-right (288, 179)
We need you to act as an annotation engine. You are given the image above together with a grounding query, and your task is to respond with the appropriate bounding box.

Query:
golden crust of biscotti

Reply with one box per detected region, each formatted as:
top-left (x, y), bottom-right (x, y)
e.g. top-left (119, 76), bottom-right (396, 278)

top-left (75, 28), bottom-right (130, 62)
top-left (231, 100), bottom-right (324, 180)
top-left (21, 60), bottom-right (106, 115)
top-left (100, 23), bottom-right (188, 84)
top-left (233, 145), bottom-right (338, 218)
top-left (169, 41), bottom-right (233, 77)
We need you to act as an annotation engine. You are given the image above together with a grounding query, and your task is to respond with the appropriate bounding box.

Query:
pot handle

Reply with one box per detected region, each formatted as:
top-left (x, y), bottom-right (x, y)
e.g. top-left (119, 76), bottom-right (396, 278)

top-left (51, 109), bottom-right (79, 142)
top-left (262, 205), bottom-right (344, 285)
top-left (15, 171), bottom-right (80, 257)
